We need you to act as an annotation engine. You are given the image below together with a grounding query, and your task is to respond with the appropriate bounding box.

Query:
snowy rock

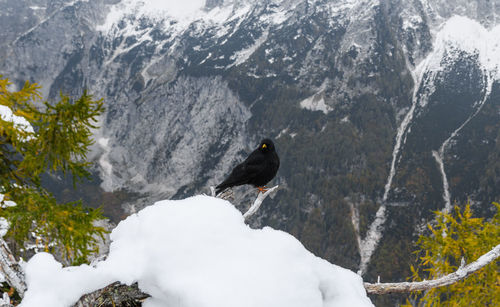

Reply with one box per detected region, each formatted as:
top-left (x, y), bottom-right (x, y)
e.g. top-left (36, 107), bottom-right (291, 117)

top-left (20, 196), bottom-right (373, 307)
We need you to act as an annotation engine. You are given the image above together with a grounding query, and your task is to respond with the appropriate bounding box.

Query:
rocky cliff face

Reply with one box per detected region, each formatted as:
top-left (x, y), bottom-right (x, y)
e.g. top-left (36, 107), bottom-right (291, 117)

top-left (1, 0), bottom-right (499, 302)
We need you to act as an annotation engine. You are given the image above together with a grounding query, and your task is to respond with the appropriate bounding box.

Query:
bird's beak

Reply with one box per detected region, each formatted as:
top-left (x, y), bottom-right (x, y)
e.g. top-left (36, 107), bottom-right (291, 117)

top-left (262, 144), bottom-right (267, 149)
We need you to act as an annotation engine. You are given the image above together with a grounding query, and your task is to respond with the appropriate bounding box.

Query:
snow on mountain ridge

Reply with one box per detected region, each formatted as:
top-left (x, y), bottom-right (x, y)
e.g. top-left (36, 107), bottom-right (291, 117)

top-left (436, 16), bottom-right (500, 79)
top-left (98, 0), bottom-right (300, 34)
top-left (100, 0), bottom-right (206, 31)
top-left (410, 15), bottom-right (500, 109)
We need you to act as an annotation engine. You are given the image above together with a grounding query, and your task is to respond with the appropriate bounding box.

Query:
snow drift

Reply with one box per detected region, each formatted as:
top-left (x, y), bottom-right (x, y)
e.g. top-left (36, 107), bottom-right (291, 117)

top-left (20, 195), bottom-right (373, 307)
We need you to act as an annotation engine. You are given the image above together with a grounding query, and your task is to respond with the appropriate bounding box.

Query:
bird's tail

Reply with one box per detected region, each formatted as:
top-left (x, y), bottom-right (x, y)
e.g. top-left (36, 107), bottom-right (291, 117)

top-left (215, 184), bottom-right (227, 196)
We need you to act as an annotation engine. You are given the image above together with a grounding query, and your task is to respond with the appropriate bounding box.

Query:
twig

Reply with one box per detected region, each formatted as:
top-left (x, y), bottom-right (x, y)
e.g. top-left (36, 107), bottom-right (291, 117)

top-left (210, 186), bottom-right (216, 197)
top-left (243, 185), bottom-right (279, 221)
top-left (364, 243), bottom-right (500, 294)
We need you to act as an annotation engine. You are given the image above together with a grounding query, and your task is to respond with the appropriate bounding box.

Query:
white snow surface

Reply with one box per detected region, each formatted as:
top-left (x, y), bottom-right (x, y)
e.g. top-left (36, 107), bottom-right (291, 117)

top-left (20, 196), bottom-right (373, 307)
top-left (299, 80), bottom-right (332, 114)
top-left (300, 94), bottom-right (332, 114)
top-left (0, 105), bottom-right (34, 135)
top-left (0, 194), bottom-right (16, 238)
top-left (230, 29), bottom-right (270, 67)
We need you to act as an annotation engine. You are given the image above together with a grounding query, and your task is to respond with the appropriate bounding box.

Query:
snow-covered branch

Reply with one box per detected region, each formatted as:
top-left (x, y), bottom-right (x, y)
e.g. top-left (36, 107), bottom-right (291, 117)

top-left (364, 243), bottom-right (500, 294)
top-left (0, 292), bottom-right (13, 307)
top-left (0, 238), bottom-right (26, 298)
top-left (243, 185), bottom-right (279, 220)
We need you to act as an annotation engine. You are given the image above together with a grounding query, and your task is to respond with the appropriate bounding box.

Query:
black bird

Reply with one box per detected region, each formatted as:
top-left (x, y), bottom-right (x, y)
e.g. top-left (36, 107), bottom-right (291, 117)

top-left (216, 139), bottom-right (280, 195)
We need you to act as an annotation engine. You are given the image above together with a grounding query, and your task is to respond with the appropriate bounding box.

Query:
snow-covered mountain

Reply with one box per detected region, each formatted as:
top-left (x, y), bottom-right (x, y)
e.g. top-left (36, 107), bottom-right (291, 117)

top-left (2, 0), bottom-right (500, 302)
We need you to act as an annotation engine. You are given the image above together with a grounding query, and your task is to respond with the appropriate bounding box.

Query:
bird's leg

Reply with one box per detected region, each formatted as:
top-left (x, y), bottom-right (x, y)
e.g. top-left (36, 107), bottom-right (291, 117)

top-left (256, 186), bottom-right (268, 193)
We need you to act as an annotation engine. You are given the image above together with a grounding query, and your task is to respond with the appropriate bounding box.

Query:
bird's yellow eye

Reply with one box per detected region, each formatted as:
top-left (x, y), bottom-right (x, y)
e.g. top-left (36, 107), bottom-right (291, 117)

top-left (262, 144), bottom-right (267, 149)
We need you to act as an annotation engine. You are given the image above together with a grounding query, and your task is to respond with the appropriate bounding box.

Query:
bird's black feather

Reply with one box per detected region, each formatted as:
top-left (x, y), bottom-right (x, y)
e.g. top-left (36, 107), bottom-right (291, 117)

top-left (216, 139), bottom-right (279, 195)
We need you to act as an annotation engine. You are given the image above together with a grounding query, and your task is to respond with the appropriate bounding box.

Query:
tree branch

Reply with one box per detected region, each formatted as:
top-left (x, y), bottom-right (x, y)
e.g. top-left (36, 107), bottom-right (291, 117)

top-left (364, 243), bottom-right (500, 294)
top-left (0, 238), bottom-right (26, 298)
top-left (243, 185), bottom-right (279, 221)
top-left (73, 281), bottom-right (149, 307)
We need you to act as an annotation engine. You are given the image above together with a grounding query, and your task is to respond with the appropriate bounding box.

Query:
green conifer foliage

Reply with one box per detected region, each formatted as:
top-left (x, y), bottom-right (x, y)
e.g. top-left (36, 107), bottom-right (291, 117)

top-left (0, 76), bottom-right (106, 265)
top-left (406, 203), bottom-right (500, 306)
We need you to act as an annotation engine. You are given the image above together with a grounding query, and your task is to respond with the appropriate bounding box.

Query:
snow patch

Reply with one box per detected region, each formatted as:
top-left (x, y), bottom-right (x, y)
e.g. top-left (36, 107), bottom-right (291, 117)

top-left (20, 196), bottom-right (373, 307)
top-left (0, 194), bottom-right (17, 209)
top-left (97, 138), bottom-right (111, 171)
top-left (0, 105), bottom-right (34, 135)
top-left (276, 127), bottom-right (289, 139)
top-left (432, 150), bottom-right (451, 212)
top-left (0, 219), bottom-right (9, 238)
top-left (299, 80), bottom-right (332, 114)
top-left (0, 194), bottom-right (16, 238)
top-left (402, 14), bottom-right (423, 31)
top-left (300, 94), bottom-right (331, 114)
top-left (229, 29), bottom-right (269, 67)
top-left (358, 205), bottom-right (386, 276)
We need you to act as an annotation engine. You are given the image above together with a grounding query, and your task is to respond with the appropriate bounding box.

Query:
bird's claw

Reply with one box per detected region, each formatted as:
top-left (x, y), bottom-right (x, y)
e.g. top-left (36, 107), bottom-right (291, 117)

top-left (256, 186), bottom-right (268, 193)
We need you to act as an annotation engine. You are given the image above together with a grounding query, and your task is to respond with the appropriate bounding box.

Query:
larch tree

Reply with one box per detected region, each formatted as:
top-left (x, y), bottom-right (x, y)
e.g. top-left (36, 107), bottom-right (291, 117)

top-left (0, 76), bottom-right (106, 270)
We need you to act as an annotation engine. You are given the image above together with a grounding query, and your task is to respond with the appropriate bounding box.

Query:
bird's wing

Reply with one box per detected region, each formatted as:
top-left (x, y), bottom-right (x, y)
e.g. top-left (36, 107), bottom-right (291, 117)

top-left (216, 151), bottom-right (264, 191)
top-left (226, 159), bottom-right (262, 184)
top-left (242, 150), bottom-right (266, 170)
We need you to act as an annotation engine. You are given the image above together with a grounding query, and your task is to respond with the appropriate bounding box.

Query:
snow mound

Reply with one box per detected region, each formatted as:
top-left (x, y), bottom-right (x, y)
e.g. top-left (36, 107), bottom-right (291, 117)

top-left (20, 196), bottom-right (373, 307)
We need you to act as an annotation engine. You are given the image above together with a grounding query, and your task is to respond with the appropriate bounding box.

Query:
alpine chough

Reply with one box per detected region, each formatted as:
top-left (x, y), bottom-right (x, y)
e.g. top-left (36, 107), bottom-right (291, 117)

top-left (216, 139), bottom-right (280, 195)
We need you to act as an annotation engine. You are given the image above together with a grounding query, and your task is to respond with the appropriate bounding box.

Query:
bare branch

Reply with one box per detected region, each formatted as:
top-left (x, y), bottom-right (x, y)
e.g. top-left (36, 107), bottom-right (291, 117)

top-left (364, 243), bottom-right (500, 294)
top-left (0, 238), bottom-right (26, 298)
top-left (210, 186), bottom-right (216, 197)
top-left (243, 185), bottom-right (279, 221)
